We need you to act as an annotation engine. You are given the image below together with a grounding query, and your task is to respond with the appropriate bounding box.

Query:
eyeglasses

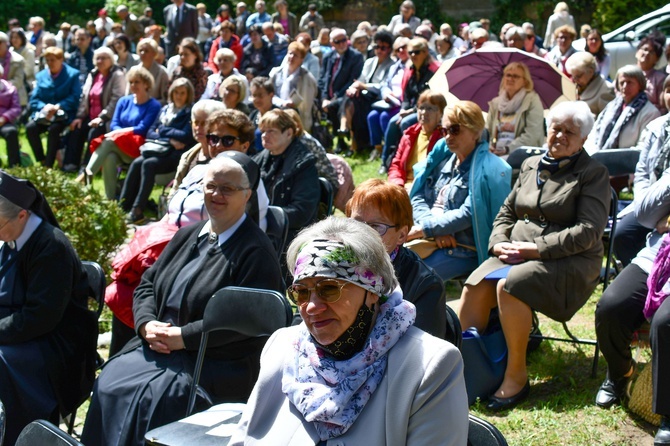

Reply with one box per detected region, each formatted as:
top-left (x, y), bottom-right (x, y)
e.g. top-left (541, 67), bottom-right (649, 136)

top-left (0, 217), bottom-right (15, 232)
top-left (364, 222), bottom-right (398, 236)
top-left (418, 104), bottom-right (439, 112)
top-left (396, 45), bottom-right (407, 51)
top-left (440, 124), bottom-right (461, 137)
top-left (203, 182), bottom-right (249, 195)
top-left (504, 73), bottom-right (523, 80)
top-left (287, 278), bottom-right (348, 306)
top-left (332, 38), bottom-right (347, 45)
top-left (408, 49), bottom-right (423, 56)
top-left (373, 44), bottom-right (390, 51)
top-left (206, 133), bottom-right (241, 147)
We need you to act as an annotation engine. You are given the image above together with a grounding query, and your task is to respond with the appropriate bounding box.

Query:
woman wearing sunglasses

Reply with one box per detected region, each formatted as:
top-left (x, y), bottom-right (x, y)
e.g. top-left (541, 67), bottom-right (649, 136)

top-left (459, 101), bottom-right (610, 411)
top-left (406, 100), bottom-right (511, 281)
top-left (230, 217), bottom-right (468, 445)
top-left (388, 90), bottom-right (446, 191)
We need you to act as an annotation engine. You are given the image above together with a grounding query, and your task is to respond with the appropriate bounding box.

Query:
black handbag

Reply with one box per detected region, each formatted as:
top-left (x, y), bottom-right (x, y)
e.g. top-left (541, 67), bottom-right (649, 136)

top-left (461, 323), bottom-right (508, 406)
top-left (311, 104), bottom-right (333, 150)
top-left (140, 139), bottom-right (174, 158)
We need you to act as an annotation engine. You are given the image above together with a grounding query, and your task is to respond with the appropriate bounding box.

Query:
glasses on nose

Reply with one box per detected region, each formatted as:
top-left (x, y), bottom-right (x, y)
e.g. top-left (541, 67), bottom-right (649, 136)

top-left (396, 45), bottom-right (407, 51)
top-left (224, 87), bottom-right (239, 95)
top-left (206, 133), bottom-right (241, 147)
top-left (363, 222), bottom-right (398, 236)
top-left (440, 124), bottom-right (461, 137)
top-left (203, 182), bottom-right (248, 195)
top-left (505, 73), bottom-right (522, 80)
top-left (408, 49), bottom-right (423, 56)
top-left (332, 38), bottom-right (347, 45)
top-left (287, 279), bottom-right (348, 306)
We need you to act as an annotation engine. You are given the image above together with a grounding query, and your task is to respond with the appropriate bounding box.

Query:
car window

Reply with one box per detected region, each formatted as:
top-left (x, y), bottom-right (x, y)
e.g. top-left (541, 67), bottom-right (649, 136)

top-left (608, 12), bottom-right (670, 42)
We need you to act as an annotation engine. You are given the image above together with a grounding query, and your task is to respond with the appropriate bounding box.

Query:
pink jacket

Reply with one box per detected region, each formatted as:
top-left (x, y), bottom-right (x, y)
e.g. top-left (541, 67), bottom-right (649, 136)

top-left (0, 79), bottom-right (21, 123)
top-left (388, 122), bottom-right (443, 186)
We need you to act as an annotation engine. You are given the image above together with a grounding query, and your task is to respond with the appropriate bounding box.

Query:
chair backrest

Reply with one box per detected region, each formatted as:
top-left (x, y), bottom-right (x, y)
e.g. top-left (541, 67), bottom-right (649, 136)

top-left (265, 205), bottom-right (289, 256)
top-left (15, 420), bottom-right (84, 446)
top-left (591, 148), bottom-right (641, 177)
top-left (186, 286), bottom-right (293, 415)
top-left (445, 304), bottom-right (463, 350)
top-left (0, 399), bottom-right (5, 446)
top-left (507, 146), bottom-right (546, 185)
top-left (318, 177), bottom-right (334, 218)
top-left (467, 414), bottom-right (509, 446)
top-left (82, 260), bottom-right (106, 319)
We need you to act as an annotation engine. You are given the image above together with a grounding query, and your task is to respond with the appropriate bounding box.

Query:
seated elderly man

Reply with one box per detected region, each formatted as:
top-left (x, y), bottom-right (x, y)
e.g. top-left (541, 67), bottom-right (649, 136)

top-left (566, 52), bottom-right (615, 118)
top-left (81, 154), bottom-right (284, 446)
top-left (585, 65), bottom-right (660, 154)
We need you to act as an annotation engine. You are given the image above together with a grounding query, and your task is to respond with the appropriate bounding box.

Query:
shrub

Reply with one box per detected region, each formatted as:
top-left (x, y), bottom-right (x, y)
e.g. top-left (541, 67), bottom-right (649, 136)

top-left (5, 165), bottom-right (127, 275)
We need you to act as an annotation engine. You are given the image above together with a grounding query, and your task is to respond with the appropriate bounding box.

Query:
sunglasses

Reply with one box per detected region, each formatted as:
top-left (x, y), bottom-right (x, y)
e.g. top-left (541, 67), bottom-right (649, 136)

top-left (439, 124), bottom-right (461, 137)
top-left (206, 133), bottom-right (241, 147)
top-left (287, 278), bottom-right (348, 306)
top-left (408, 49), bottom-right (423, 56)
top-left (373, 44), bottom-right (391, 51)
top-left (332, 38), bottom-right (347, 45)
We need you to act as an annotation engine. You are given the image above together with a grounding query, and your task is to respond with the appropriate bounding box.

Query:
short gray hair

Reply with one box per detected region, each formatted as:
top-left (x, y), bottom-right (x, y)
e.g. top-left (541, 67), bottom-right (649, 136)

top-left (615, 64), bottom-right (647, 93)
top-left (546, 101), bottom-right (594, 137)
top-left (286, 217), bottom-right (398, 295)
top-left (93, 46), bottom-right (115, 59)
top-left (565, 51), bottom-right (597, 75)
top-left (505, 26), bottom-right (525, 41)
top-left (191, 99), bottom-right (226, 118)
top-left (0, 195), bottom-right (23, 219)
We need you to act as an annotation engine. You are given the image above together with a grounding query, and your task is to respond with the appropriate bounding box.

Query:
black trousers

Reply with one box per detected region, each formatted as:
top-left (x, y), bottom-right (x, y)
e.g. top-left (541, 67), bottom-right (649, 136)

top-left (25, 119), bottom-right (68, 167)
top-left (0, 123), bottom-right (21, 166)
top-left (613, 212), bottom-right (651, 267)
top-left (118, 151), bottom-right (181, 212)
top-left (63, 121), bottom-right (106, 168)
top-left (595, 263), bottom-right (670, 415)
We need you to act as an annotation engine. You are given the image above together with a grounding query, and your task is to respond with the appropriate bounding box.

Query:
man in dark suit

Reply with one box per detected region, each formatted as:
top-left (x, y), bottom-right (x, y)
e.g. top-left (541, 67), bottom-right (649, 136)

top-left (318, 28), bottom-right (364, 150)
top-left (164, 0), bottom-right (199, 57)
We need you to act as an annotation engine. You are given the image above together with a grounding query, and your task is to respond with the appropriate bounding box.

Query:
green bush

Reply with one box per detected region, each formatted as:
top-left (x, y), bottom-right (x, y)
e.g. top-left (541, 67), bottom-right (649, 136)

top-left (5, 165), bottom-right (127, 275)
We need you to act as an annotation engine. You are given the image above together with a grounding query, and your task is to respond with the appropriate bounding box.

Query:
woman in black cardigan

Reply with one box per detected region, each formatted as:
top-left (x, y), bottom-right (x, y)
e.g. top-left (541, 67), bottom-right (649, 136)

top-left (119, 78), bottom-right (197, 224)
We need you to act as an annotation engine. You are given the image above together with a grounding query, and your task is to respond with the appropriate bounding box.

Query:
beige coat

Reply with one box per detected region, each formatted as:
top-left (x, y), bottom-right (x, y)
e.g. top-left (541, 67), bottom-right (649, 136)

top-left (486, 90), bottom-right (545, 154)
top-left (466, 151), bottom-right (611, 321)
top-left (6, 50), bottom-right (27, 106)
top-left (578, 76), bottom-right (615, 118)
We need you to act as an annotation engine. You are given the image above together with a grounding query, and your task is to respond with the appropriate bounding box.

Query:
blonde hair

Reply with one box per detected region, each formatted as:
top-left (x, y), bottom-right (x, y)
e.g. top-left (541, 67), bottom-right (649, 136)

top-left (445, 100), bottom-right (485, 137)
top-left (127, 65), bottom-right (155, 91)
top-left (500, 62), bottom-right (534, 92)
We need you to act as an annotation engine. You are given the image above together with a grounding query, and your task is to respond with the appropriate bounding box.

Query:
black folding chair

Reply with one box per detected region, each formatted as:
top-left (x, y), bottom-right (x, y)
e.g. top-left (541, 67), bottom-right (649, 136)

top-left (0, 399), bottom-right (5, 446)
top-left (66, 261), bottom-right (106, 435)
top-left (15, 420), bottom-right (84, 446)
top-left (590, 148), bottom-right (641, 178)
top-left (530, 187), bottom-right (619, 378)
top-left (318, 177), bottom-right (334, 219)
top-left (265, 205), bottom-right (289, 256)
top-left (185, 286), bottom-right (292, 416)
top-left (506, 146), bottom-right (546, 184)
top-left (467, 414), bottom-right (509, 446)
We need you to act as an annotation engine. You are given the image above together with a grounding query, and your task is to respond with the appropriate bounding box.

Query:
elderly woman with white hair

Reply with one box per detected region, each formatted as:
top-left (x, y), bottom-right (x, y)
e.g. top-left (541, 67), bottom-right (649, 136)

top-left (485, 61), bottom-right (544, 157)
top-left (585, 64), bottom-right (660, 154)
top-left (566, 52), bottom-right (615, 118)
top-left (230, 217), bottom-right (468, 445)
top-left (459, 101), bottom-right (611, 411)
top-left (202, 47), bottom-right (249, 101)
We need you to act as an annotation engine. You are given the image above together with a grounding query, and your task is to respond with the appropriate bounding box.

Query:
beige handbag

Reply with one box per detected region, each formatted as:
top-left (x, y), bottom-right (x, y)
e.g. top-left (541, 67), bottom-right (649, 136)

top-left (629, 363), bottom-right (661, 426)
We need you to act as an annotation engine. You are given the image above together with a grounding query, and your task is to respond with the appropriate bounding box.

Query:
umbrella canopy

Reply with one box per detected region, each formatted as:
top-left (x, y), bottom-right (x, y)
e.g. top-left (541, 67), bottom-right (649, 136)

top-left (428, 47), bottom-right (576, 112)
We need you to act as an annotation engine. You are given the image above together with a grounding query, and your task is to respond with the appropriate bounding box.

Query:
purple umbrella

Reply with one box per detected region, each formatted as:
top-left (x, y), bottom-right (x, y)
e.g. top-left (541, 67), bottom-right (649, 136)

top-left (429, 47), bottom-right (575, 112)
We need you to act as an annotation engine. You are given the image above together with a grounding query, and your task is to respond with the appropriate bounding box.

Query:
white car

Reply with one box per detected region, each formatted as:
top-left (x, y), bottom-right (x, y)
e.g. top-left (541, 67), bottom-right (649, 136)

top-left (573, 4), bottom-right (670, 79)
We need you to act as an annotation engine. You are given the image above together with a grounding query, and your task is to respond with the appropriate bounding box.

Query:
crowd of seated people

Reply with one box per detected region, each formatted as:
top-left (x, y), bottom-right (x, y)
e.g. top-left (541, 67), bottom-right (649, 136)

top-left (5, 8), bottom-right (670, 446)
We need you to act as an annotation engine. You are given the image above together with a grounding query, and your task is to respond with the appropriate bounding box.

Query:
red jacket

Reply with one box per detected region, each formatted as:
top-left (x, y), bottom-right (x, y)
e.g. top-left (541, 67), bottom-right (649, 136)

top-left (388, 122), bottom-right (443, 186)
top-left (207, 34), bottom-right (243, 72)
top-left (399, 60), bottom-right (440, 106)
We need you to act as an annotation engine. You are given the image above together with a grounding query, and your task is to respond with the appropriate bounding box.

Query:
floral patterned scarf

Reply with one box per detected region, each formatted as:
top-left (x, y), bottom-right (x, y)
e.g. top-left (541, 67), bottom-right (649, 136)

top-left (282, 287), bottom-right (415, 441)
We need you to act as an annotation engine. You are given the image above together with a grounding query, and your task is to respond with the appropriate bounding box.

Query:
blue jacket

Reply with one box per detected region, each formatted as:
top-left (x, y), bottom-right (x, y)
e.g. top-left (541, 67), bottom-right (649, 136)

top-left (146, 104), bottom-right (195, 147)
top-left (410, 139), bottom-right (512, 265)
top-left (29, 63), bottom-right (82, 124)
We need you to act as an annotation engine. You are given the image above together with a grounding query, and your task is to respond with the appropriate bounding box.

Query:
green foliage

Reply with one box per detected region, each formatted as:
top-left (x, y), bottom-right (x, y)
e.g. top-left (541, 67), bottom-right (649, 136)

top-left (5, 165), bottom-right (127, 275)
top-left (591, 0), bottom-right (668, 33)
top-left (105, 0), bottom-right (150, 21)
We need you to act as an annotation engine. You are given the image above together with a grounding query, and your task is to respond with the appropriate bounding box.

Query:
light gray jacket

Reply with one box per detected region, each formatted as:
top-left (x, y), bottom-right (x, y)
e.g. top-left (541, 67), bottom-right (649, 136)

top-left (230, 325), bottom-right (468, 446)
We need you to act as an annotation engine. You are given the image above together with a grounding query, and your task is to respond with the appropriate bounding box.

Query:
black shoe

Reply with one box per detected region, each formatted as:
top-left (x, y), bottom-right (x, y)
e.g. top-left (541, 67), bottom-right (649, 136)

top-left (595, 372), bottom-right (633, 408)
top-left (486, 381), bottom-right (530, 412)
top-left (655, 416), bottom-right (670, 445)
top-left (62, 163), bottom-right (79, 173)
top-left (125, 211), bottom-right (146, 225)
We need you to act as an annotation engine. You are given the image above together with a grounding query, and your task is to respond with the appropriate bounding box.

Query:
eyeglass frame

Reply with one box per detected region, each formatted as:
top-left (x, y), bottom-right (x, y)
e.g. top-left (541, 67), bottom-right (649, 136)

top-left (203, 182), bottom-right (249, 196)
top-left (287, 278), bottom-right (349, 306)
top-left (206, 133), bottom-right (242, 148)
top-left (439, 124), bottom-right (461, 137)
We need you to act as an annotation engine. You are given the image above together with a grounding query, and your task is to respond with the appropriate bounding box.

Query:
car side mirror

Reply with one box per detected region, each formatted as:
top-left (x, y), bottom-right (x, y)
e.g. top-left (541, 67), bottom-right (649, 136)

top-left (625, 30), bottom-right (635, 41)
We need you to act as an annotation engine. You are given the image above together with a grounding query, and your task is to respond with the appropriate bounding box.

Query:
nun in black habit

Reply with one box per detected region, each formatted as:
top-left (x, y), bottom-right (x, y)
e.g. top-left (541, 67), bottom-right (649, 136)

top-left (81, 152), bottom-right (284, 446)
top-left (0, 170), bottom-right (98, 445)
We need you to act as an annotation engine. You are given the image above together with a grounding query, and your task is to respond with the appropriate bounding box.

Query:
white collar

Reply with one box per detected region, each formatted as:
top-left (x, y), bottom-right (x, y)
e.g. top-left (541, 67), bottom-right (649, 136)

top-left (198, 213), bottom-right (247, 246)
top-left (9, 213), bottom-right (43, 251)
